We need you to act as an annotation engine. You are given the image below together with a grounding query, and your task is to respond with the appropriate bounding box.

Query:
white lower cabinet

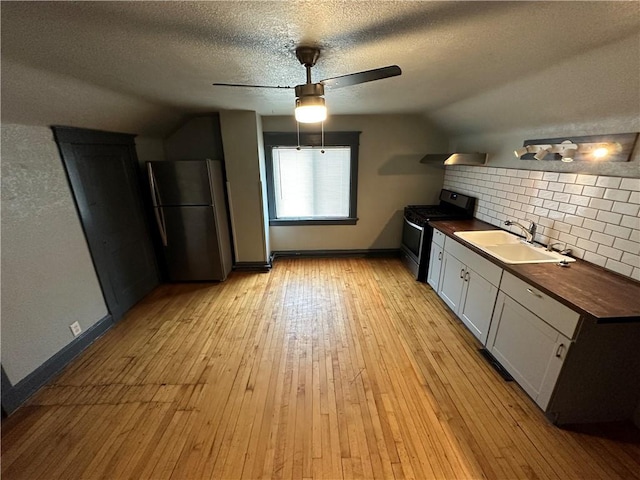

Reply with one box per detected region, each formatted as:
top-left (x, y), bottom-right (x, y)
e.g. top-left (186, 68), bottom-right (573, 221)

top-left (487, 291), bottom-right (570, 410)
top-left (427, 229), bottom-right (446, 291)
top-left (437, 237), bottom-right (502, 344)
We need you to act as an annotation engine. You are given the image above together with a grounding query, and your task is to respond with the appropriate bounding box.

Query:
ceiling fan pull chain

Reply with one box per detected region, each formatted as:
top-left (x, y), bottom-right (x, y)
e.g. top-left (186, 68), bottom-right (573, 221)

top-left (296, 121), bottom-right (301, 150)
top-left (321, 121), bottom-right (325, 154)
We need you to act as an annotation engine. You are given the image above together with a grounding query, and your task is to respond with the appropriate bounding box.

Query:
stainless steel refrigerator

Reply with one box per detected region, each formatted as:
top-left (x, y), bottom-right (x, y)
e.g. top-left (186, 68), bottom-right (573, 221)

top-left (146, 159), bottom-right (233, 281)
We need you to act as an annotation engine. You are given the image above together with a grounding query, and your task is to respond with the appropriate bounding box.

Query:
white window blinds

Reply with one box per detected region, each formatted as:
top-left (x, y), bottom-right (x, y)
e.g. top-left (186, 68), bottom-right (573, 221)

top-left (271, 146), bottom-right (351, 219)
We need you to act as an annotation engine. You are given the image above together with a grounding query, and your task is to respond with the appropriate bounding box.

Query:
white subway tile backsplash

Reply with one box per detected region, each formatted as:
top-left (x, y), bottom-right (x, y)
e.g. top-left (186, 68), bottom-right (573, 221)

top-left (605, 259), bottom-right (633, 276)
top-left (596, 210), bottom-right (622, 225)
top-left (622, 252), bottom-right (640, 268)
top-left (604, 224), bottom-right (632, 239)
top-left (596, 176), bottom-right (622, 188)
top-left (539, 190), bottom-right (554, 200)
top-left (588, 198), bottom-right (613, 211)
top-left (558, 203), bottom-right (577, 214)
top-left (576, 206), bottom-right (598, 219)
top-left (604, 189), bottom-right (631, 202)
top-left (590, 231), bottom-right (615, 246)
top-left (534, 206), bottom-right (550, 217)
top-left (571, 226), bottom-right (592, 239)
top-left (613, 238), bottom-right (640, 255)
top-left (583, 218), bottom-right (606, 233)
top-left (559, 232), bottom-right (578, 245)
top-left (582, 186), bottom-right (605, 198)
top-left (597, 244), bottom-right (623, 261)
top-left (620, 178), bottom-right (640, 191)
top-left (577, 238), bottom-right (599, 251)
top-left (444, 165), bottom-right (638, 280)
top-left (548, 210), bottom-right (565, 221)
top-left (538, 217), bottom-right (554, 228)
top-left (576, 174), bottom-right (597, 186)
top-left (563, 184), bottom-right (584, 195)
top-left (558, 173), bottom-right (578, 183)
top-left (584, 251), bottom-right (607, 267)
top-left (553, 192), bottom-right (571, 202)
top-left (564, 215), bottom-right (584, 227)
top-left (612, 202), bottom-right (640, 216)
top-left (569, 194), bottom-right (590, 206)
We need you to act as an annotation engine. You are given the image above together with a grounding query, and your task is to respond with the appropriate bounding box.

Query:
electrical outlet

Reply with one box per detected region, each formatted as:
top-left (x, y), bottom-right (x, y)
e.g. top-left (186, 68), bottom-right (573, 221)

top-left (69, 321), bottom-right (82, 337)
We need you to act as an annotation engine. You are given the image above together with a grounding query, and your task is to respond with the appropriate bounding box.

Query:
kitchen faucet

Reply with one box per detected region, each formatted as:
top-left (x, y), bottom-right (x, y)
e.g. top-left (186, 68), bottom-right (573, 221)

top-left (504, 219), bottom-right (537, 243)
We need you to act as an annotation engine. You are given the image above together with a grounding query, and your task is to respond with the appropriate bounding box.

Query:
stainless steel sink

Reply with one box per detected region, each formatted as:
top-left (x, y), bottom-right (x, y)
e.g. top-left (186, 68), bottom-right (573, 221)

top-left (454, 230), bottom-right (576, 264)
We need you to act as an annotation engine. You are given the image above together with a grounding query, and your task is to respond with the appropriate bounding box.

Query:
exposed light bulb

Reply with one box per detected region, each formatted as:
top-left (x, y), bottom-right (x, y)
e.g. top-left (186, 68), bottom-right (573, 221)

top-left (592, 147), bottom-right (609, 159)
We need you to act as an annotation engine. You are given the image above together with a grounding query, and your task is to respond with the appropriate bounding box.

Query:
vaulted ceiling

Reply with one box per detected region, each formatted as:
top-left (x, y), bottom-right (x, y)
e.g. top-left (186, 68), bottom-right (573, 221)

top-left (2, 1), bottom-right (639, 136)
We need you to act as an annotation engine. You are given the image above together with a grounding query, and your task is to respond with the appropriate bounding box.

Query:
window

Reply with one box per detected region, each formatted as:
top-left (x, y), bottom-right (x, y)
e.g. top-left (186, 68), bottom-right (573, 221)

top-left (264, 132), bottom-right (360, 225)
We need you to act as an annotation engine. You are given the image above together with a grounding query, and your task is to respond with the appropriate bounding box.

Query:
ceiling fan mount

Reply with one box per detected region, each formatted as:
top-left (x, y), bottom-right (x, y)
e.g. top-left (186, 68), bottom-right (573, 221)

top-left (295, 46), bottom-right (320, 68)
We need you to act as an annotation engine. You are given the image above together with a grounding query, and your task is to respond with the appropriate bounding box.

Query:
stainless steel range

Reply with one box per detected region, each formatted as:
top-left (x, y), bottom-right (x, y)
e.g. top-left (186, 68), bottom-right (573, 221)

top-left (400, 189), bottom-right (476, 282)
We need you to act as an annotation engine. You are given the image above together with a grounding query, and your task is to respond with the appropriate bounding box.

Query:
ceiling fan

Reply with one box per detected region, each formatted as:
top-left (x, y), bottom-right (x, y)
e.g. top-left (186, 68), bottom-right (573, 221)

top-left (212, 46), bottom-right (402, 123)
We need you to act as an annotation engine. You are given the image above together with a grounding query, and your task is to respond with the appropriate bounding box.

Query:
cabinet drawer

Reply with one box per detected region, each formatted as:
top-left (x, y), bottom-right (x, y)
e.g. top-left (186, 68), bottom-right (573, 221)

top-left (444, 236), bottom-right (503, 286)
top-left (432, 229), bottom-right (446, 248)
top-left (500, 271), bottom-right (580, 339)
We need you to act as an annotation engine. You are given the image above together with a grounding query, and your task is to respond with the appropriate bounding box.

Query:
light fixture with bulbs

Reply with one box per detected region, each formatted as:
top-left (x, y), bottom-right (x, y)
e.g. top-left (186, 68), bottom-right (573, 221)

top-left (514, 133), bottom-right (637, 163)
top-left (294, 82), bottom-right (327, 123)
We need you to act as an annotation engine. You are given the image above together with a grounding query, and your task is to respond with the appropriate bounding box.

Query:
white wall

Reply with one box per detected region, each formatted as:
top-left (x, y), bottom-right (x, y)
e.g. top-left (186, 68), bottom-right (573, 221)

top-left (262, 114), bottom-right (448, 251)
top-left (1, 124), bottom-right (109, 384)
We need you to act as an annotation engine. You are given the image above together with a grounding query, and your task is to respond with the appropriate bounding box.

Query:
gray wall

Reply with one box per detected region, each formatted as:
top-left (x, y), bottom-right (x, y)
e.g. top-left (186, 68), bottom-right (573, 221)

top-left (164, 115), bottom-right (224, 161)
top-left (262, 114), bottom-right (449, 251)
top-left (0, 124), bottom-right (165, 386)
top-left (1, 124), bottom-right (109, 384)
top-left (219, 110), bottom-right (270, 263)
top-left (449, 114), bottom-right (640, 177)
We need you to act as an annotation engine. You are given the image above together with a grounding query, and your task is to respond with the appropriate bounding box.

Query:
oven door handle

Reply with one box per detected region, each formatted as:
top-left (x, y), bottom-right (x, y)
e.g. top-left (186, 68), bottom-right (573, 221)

top-left (404, 218), bottom-right (424, 231)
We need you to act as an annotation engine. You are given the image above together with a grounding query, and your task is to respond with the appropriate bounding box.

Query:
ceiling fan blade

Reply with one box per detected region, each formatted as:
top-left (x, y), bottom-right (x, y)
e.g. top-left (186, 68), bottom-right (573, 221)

top-left (320, 65), bottom-right (401, 89)
top-left (212, 82), bottom-right (293, 89)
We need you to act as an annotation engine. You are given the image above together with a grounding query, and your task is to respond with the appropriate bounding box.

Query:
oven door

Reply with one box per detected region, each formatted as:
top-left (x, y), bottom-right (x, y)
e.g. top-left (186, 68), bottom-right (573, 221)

top-left (400, 217), bottom-right (424, 279)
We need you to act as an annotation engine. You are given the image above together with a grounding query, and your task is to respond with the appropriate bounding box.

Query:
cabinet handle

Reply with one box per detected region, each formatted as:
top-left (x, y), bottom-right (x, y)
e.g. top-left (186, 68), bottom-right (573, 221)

top-left (526, 288), bottom-right (542, 298)
top-left (460, 268), bottom-right (465, 279)
top-left (555, 343), bottom-right (565, 358)
top-left (438, 252), bottom-right (442, 261)
top-left (464, 271), bottom-right (470, 282)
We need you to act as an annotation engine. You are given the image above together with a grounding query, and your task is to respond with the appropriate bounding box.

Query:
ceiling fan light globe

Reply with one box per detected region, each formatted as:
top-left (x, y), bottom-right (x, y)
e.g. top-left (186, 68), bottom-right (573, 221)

top-left (295, 105), bottom-right (327, 123)
top-left (295, 96), bottom-right (327, 123)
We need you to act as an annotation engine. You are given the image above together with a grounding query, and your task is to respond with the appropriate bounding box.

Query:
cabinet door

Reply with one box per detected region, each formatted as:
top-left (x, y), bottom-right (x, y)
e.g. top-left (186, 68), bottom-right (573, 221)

top-left (438, 251), bottom-right (465, 313)
top-left (487, 292), bottom-right (570, 409)
top-left (459, 269), bottom-right (498, 345)
top-left (427, 241), bottom-right (443, 291)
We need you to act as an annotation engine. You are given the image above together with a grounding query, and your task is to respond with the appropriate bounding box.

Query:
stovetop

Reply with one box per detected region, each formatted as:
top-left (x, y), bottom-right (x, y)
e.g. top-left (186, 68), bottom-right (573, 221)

top-left (404, 190), bottom-right (476, 227)
top-left (404, 205), bottom-right (470, 226)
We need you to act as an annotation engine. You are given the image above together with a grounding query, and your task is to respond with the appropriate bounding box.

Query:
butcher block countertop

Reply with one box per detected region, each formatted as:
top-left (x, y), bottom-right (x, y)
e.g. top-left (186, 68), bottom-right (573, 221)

top-left (430, 218), bottom-right (640, 322)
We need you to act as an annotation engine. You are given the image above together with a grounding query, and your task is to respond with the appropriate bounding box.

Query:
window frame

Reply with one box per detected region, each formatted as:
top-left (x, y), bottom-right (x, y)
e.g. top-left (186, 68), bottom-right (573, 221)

top-left (264, 131), bottom-right (360, 226)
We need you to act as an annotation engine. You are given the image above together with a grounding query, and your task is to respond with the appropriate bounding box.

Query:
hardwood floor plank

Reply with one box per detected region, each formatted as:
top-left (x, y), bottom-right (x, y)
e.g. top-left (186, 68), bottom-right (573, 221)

top-left (3, 258), bottom-right (639, 480)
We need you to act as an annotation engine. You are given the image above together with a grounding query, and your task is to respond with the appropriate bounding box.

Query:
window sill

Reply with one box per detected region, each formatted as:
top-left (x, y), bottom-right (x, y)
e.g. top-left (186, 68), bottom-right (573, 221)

top-left (269, 217), bottom-right (359, 226)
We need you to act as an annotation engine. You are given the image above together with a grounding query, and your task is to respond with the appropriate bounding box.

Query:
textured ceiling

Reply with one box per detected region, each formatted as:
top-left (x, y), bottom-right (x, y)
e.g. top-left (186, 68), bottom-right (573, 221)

top-left (1, 1), bottom-right (639, 135)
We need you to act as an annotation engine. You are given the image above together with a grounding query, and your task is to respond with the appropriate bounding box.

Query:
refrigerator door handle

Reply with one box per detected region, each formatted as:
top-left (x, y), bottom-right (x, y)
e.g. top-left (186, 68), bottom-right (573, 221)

top-left (147, 163), bottom-right (168, 246)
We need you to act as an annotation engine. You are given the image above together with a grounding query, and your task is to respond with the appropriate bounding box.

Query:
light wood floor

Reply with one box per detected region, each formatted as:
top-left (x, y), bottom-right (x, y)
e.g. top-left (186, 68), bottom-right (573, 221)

top-left (2, 257), bottom-right (639, 480)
